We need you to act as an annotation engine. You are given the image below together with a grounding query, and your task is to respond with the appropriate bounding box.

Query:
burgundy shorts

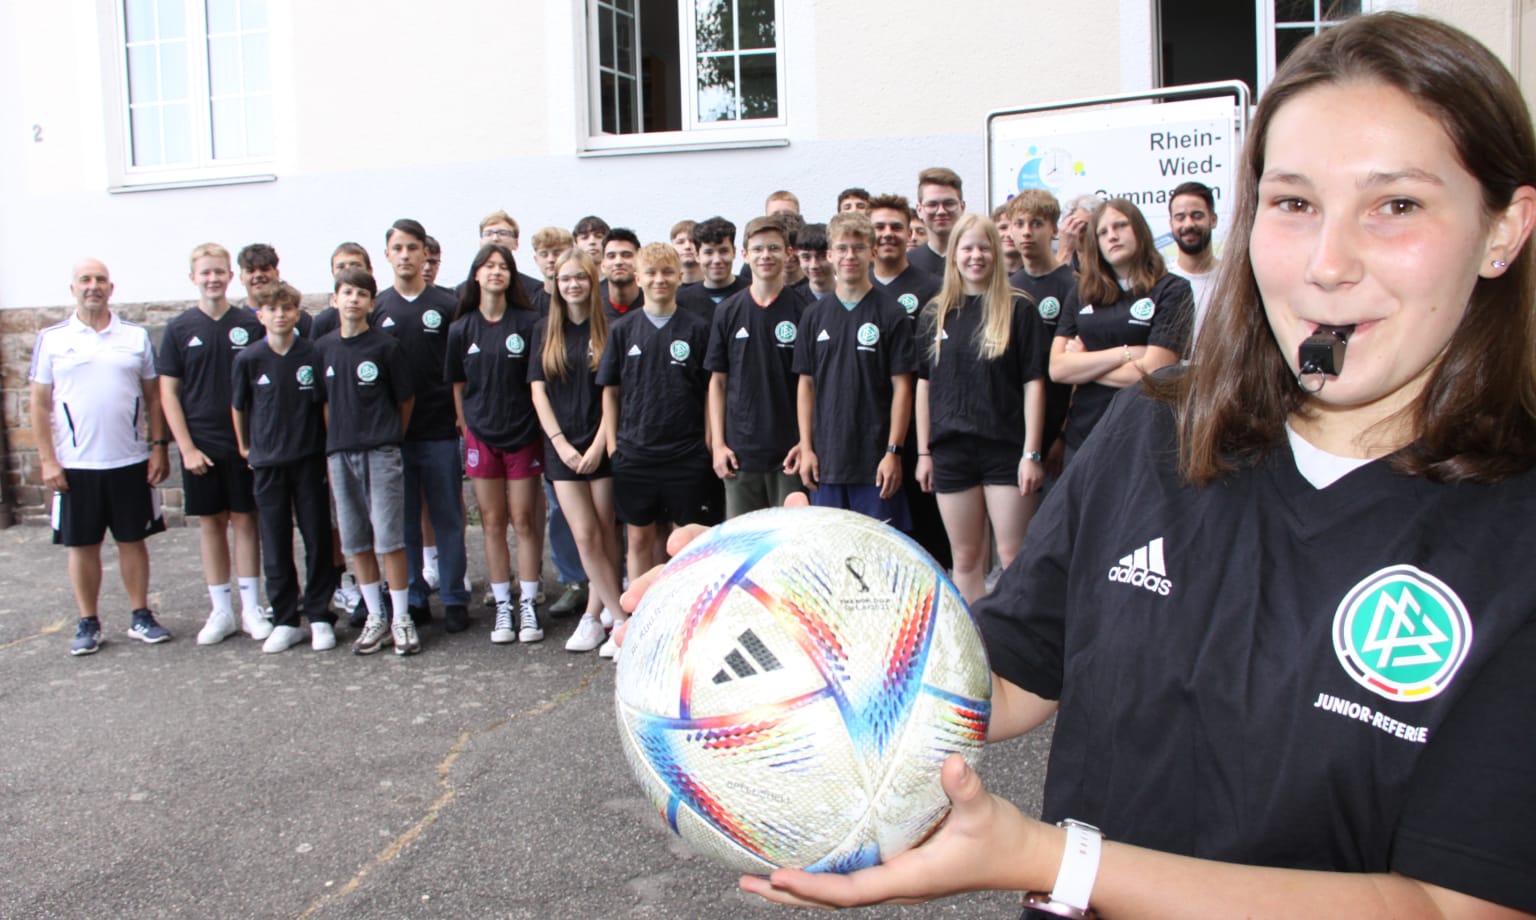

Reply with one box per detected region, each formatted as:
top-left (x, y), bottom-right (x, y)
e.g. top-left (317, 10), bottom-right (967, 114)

top-left (464, 429), bottom-right (544, 481)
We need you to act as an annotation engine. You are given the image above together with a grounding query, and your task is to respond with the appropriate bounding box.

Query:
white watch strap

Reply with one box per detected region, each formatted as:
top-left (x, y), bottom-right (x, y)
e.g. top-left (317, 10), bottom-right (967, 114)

top-left (1050, 820), bottom-right (1102, 911)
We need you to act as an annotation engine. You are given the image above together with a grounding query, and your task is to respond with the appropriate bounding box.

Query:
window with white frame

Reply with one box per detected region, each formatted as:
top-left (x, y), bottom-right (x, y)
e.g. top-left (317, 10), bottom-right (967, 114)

top-left (111, 0), bottom-right (273, 187)
top-left (585, 0), bottom-right (785, 150)
top-left (1159, 0), bottom-right (1374, 97)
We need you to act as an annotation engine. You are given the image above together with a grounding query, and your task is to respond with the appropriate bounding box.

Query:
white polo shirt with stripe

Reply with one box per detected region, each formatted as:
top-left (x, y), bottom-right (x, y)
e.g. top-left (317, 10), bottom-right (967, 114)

top-left (29, 310), bottom-right (157, 469)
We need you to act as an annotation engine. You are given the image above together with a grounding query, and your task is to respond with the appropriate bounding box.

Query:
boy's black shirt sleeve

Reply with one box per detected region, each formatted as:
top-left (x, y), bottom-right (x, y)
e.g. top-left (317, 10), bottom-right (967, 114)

top-left (317, 329), bottom-right (413, 453)
top-left (372, 287), bottom-right (458, 442)
top-left (445, 308), bottom-right (541, 450)
top-left (597, 309), bottom-right (711, 465)
top-left (155, 306), bottom-right (265, 456)
top-left (704, 285), bottom-right (811, 471)
top-left (231, 339), bottom-right (325, 467)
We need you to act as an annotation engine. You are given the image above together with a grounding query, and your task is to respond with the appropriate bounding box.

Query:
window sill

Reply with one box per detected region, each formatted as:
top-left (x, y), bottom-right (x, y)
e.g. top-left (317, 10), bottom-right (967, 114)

top-left (578, 137), bottom-right (789, 158)
top-left (108, 173), bottom-right (277, 194)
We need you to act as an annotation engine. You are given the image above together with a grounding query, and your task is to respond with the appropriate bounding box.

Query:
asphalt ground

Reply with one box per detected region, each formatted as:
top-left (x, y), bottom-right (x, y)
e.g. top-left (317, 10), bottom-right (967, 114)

top-left (0, 523), bottom-right (1051, 919)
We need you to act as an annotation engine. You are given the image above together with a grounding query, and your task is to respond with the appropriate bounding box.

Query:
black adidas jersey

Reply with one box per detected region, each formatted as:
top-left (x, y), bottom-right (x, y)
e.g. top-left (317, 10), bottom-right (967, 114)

top-left (373, 286), bottom-right (458, 442)
top-left (704, 285), bottom-right (813, 472)
top-left (677, 276), bottom-right (749, 321)
top-left (873, 264), bottom-right (940, 331)
top-left (444, 307), bottom-right (541, 450)
top-left (915, 294), bottom-right (1044, 448)
top-left (596, 308), bottom-right (712, 465)
top-left (1010, 264), bottom-right (1078, 453)
top-left (156, 305), bottom-right (266, 456)
top-left (977, 385), bottom-right (1536, 911)
top-left (231, 338), bottom-right (325, 467)
top-left (906, 243), bottom-right (945, 278)
top-left (315, 329), bottom-right (413, 454)
top-left (599, 280), bottom-right (645, 323)
top-left (528, 317), bottom-right (602, 452)
top-left (311, 306), bottom-right (340, 341)
top-left (791, 287), bottom-right (918, 484)
top-left (1055, 273), bottom-right (1192, 449)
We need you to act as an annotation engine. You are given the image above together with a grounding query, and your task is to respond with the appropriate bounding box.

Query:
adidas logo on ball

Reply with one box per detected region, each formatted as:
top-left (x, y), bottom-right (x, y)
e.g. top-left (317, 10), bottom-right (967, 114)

top-left (1107, 537), bottom-right (1173, 595)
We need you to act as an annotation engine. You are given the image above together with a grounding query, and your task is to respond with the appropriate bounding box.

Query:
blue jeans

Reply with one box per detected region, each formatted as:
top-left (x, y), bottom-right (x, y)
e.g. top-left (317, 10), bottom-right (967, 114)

top-left (544, 480), bottom-right (586, 584)
top-left (402, 439), bottom-right (468, 607)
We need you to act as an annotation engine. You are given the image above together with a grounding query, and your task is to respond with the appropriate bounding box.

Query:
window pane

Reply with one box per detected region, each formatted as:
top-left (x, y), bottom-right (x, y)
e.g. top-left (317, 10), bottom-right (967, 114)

top-left (206, 0), bottom-right (237, 33)
top-left (696, 0), bottom-right (732, 54)
top-left (1275, 25), bottom-right (1314, 68)
top-left (125, 0), bottom-right (157, 43)
top-left (127, 45), bottom-right (159, 101)
top-left (739, 51), bottom-right (777, 118)
top-left (157, 0), bottom-right (185, 38)
top-left (599, 5), bottom-right (614, 68)
top-left (696, 55), bottom-right (737, 122)
top-left (207, 35), bottom-right (240, 96)
top-left (617, 73), bottom-right (637, 133)
top-left (600, 70), bottom-right (617, 133)
top-left (244, 32), bottom-right (270, 91)
top-left (130, 106), bottom-right (163, 165)
top-left (162, 101), bottom-right (194, 163)
top-left (245, 95), bottom-right (273, 157)
top-left (616, 10), bottom-right (634, 73)
top-left (1275, 0), bottom-right (1313, 24)
top-left (738, 0), bottom-right (775, 50)
top-left (242, 0), bottom-right (268, 30)
top-left (211, 97), bottom-right (244, 158)
top-left (159, 39), bottom-right (189, 100)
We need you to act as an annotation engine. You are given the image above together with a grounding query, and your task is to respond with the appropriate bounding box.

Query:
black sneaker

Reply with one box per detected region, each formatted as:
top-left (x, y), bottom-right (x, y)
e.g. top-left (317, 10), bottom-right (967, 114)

top-left (70, 617), bottom-right (102, 656)
top-left (127, 609), bottom-right (172, 644)
top-left (443, 604), bottom-right (470, 633)
top-left (409, 603), bottom-right (434, 627)
top-left (548, 582), bottom-right (588, 618)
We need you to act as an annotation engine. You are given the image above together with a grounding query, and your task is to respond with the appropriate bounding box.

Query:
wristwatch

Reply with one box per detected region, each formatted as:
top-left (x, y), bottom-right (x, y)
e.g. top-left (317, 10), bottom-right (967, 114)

top-left (1019, 819), bottom-right (1102, 919)
top-left (885, 444), bottom-right (901, 454)
top-left (1023, 451), bottom-right (1043, 463)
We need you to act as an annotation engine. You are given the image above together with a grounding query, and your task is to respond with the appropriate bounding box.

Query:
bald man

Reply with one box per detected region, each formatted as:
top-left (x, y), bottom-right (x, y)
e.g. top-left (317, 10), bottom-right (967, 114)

top-left (31, 259), bottom-right (173, 655)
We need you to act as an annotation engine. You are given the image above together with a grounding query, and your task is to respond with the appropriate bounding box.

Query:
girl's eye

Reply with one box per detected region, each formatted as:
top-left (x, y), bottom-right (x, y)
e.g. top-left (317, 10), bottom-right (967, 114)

top-left (1381, 198), bottom-right (1420, 216)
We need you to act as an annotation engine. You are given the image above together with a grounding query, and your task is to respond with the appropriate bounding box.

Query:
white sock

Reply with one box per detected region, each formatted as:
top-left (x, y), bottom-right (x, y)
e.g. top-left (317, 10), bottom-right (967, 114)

top-left (519, 580), bottom-right (540, 601)
top-left (209, 583), bottom-right (233, 616)
top-left (492, 582), bottom-right (512, 604)
top-left (360, 581), bottom-right (385, 618)
top-left (390, 589), bottom-right (410, 620)
top-left (424, 546), bottom-right (439, 570)
top-left (238, 577), bottom-right (261, 613)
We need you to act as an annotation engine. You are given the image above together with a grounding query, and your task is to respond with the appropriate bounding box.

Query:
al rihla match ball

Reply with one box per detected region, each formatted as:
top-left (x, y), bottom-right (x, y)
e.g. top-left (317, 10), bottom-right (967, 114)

top-left (614, 506), bottom-right (991, 874)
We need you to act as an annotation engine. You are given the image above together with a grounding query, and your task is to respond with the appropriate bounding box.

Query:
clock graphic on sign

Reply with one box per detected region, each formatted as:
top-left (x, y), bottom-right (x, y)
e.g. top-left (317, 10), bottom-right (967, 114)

top-left (1017, 146), bottom-right (1082, 192)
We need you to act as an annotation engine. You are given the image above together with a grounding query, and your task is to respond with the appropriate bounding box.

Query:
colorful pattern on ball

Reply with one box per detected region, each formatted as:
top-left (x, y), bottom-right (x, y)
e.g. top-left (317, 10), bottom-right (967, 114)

top-left (615, 507), bottom-right (991, 874)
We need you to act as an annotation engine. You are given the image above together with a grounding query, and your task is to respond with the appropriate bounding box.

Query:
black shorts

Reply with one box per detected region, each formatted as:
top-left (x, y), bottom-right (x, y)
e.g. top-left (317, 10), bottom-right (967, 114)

top-left (612, 451), bottom-right (722, 528)
top-left (931, 435), bottom-right (1021, 493)
top-left (182, 452), bottom-right (257, 516)
top-left (542, 435), bottom-right (613, 482)
top-left (52, 462), bottom-right (167, 547)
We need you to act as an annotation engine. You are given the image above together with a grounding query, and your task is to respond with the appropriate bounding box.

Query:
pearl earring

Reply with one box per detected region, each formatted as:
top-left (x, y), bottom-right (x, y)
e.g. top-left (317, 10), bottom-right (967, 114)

top-left (1493, 259), bottom-right (1509, 270)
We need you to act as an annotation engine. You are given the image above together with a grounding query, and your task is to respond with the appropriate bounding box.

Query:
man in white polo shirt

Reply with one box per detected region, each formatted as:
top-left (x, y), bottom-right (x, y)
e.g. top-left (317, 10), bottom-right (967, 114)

top-left (30, 258), bottom-right (172, 655)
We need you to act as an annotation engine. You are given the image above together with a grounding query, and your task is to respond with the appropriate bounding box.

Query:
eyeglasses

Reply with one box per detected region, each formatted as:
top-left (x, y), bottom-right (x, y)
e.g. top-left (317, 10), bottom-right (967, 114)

top-left (921, 199), bottom-right (962, 212)
top-left (481, 228), bottom-right (517, 240)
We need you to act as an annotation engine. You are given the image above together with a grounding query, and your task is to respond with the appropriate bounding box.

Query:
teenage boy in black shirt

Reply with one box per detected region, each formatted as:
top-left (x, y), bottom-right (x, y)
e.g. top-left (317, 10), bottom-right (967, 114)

top-left (796, 223), bottom-right (836, 298)
top-left (372, 218), bottom-right (470, 631)
top-left (237, 243), bottom-right (314, 337)
top-left (791, 213), bottom-right (918, 528)
top-left (599, 228), bottom-right (645, 321)
top-left (1007, 189), bottom-right (1078, 466)
top-left (159, 243), bottom-right (271, 646)
top-left (311, 243), bottom-right (372, 341)
top-left (597, 243), bottom-right (721, 583)
top-left (316, 268), bottom-right (418, 655)
top-left (670, 220), bottom-right (704, 284)
top-left (677, 216), bottom-right (748, 319)
top-left (232, 282), bottom-right (340, 653)
top-left (572, 215), bottom-right (610, 271)
top-left (705, 216), bottom-right (811, 518)
top-left (909, 166), bottom-right (967, 277)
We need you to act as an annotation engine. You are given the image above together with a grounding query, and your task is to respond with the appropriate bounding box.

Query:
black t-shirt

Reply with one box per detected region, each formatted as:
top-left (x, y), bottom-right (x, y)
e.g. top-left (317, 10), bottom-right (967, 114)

top-left (703, 284), bottom-right (813, 472)
top-left (444, 307), bottom-right (541, 450)
top-left (873, 264), bottom-right (940, 330)
top-left (791, 287), bottom-right (918, 484)
top-left (1011, 264), bottom-right (1078, 453)
top-left (906, 243), bottom-right (946, 278)
top-left (916, 295), bottom-right (1044, 448)
top-left (311, 306), bottom-right (340, 341)
top-left (599, 279), bottom-right (645, 323)
top-left (528, 286), bottom-right (551, 317)
top-left (315, 329), bottom-right (414, 454)
top-left (677, 276), bottom-right (749, 321)
top-left (373, 286), bottom-right (459, 442)
top-left (156, 305), bottom-right (266, 456)
top-left (519, 272), bottom-right (544, 302)
top-left (977, 385), bottom-right (1536, 911)
top-left (1055, 273), bottom-right (1192, 449)
top-left (230, 338), bottom-right (325, 466)
top-left (596, 308), bottom-right (711, 465)
top-left (528, 316), bottom-right (603, 452)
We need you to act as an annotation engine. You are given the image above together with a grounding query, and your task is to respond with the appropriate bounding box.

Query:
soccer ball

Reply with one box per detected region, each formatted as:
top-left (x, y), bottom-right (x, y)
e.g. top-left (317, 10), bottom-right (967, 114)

top-left (614, 506), bottom-right (991, 874)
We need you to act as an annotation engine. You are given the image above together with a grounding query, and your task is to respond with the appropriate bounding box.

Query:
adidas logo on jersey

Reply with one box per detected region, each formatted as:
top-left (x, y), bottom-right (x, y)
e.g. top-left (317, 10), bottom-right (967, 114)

top-left (188, 335), bottom-right (204, 347)
top-left (382, 317), bottom-right (396, 328)
top-left (256, 374), bottom-right (271, 385)
top-left (1107, 537), bottom-right (1172, 595)
top-left (627, 344), bottom-right (642, 356)
top-left (325, 366), bottom-right (336, 377)
top-left (735, 327), bottom-right (749, 339)
top-left (816, 329), bottom-right (831, 342)
top-left (709, 628), bottom-right (783, 684)
top-left (467, 342), bottom-right (481, 354)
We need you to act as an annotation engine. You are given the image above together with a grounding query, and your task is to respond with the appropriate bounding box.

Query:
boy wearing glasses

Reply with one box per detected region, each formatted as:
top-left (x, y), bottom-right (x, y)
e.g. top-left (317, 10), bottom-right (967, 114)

top-left (908, 166), bottom-right (967, 277)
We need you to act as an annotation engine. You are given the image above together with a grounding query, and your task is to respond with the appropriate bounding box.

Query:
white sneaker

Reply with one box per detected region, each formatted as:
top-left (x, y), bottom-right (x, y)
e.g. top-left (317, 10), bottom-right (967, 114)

top-left (565, 614), bottom-right (605, 652)
top-left (333, 576), bottom-right (362, 614)
top-left (490, 602), bottom-right (516, 644)
top-left (423, 561), bottom-right (441, 591)
top-left (600, 608), bottom-right (614, 631)
top-left (262, 624), bottom-right (309, 654)
top-left (242, 606), bottom-right (273, 640)
top-left (392, 612), bottom-right (421, 656)
top-left (518, 597), bottom-right (544, 643)
top-left (196, 609), bottom-right (238, 646)
top-left (310, 622), bottom-right (337, 651)
top-left (599, 634), bottom-right (621, 659)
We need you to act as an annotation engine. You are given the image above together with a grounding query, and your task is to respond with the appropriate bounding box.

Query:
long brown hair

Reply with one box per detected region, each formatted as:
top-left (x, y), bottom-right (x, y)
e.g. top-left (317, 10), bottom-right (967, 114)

top-left (1149, 11), bottom-right (1536, 484)
top-left (1076, 199), bottom-right (1165, 306)
top-left (541, 250), bottom-right (607, 380)
top-left (927, 214), bottom-right (1021, 363)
